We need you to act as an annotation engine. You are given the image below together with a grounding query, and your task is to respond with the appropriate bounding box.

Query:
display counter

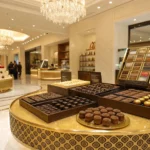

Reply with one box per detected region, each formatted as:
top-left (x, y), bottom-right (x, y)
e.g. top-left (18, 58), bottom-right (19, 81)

top-left (10, 98), bottom-right (150, 150)
top-left (48, 79), bottom-right (90, 95)
top-left (0, 77), bottom-right (13, 92)
top-left (30, 69), bottom-right (38, 76)
top-left (38, 69), bottom-right (61, 80)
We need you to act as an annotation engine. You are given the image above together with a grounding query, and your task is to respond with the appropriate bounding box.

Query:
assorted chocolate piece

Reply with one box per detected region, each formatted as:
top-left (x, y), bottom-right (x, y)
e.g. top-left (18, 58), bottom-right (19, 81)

top-left (20, 92), bottom-right (62, 104)
top-left (35, 96), bottom-right (94, 113)
top-left (20, 95), bottom-right (96, 123)
top-left (79, 106), bottom-right (125, 127)
top-left (71, 83), bottom-right (120, 95)
top-left (103, 89), bottom-right (150, 107)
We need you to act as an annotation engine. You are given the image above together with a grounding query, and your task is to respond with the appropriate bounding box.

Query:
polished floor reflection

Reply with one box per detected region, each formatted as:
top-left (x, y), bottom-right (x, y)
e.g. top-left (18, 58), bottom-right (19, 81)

top-left (0, 75), bottom-right (60, 150)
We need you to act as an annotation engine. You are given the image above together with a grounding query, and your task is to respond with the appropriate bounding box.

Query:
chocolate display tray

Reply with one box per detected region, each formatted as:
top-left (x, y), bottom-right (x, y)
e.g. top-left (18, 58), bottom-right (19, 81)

top-left (98, 97), bottom-right (150, 119)
top-left (20, 92), bottom-right (63, 104)
top-left (69, 84), bottom-right (121, 103)
top-left (76, 114), bottom-right (130, 130)
top-left (20, 96), bottom-right (97, 123)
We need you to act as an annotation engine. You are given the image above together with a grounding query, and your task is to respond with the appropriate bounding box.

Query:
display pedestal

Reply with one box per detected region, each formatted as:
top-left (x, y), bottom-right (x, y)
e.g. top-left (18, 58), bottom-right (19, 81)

top-left (30, 69), bottom-right (38, 76)
top-left (38, 69), bottom-right (61, 80)
top-left (0, 77), bottom-right (13, 92)
top-left (10, 98), bottom-right (150, 150)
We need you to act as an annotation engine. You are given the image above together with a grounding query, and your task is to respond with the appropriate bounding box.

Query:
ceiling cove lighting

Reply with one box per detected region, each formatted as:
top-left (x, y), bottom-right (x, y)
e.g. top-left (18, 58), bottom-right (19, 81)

top-left (0, 29), bottom-right (14, 46)
top-left (40, 0), bottom-right (86, 25)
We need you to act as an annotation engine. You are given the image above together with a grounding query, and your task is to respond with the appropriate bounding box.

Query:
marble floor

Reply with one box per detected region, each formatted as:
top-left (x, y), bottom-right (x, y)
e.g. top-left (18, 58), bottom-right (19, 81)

top-left (0, 75), bottom-right (60, 150)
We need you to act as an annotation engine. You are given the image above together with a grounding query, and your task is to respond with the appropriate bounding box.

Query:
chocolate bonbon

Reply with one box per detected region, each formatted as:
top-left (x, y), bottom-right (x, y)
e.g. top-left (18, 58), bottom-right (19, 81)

top-left (78, 106), bottom-right (125, 127)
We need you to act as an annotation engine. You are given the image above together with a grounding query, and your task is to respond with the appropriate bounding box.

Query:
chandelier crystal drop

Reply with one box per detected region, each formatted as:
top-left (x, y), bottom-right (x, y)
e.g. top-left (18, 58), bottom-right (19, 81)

top-left (40, 0), bottom-right (86, 25)
top-left (0, 29), bottom-right (14, 46)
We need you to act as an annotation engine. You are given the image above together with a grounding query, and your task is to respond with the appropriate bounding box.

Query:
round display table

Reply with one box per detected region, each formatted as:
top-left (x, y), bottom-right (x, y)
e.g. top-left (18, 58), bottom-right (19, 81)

top-left (10, 99), bottom-right (150, 150)
top-left (0, 77), bottom-right (13, 92)
top-left (38, 69), bottom-right (61, 80)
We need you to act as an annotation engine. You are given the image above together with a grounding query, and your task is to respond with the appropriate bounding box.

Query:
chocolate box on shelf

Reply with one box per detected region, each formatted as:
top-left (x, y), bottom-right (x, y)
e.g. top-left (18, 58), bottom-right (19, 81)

top-left (118, 47), bottom-right (150, 88)
top-left (98, 89), bottom-right (150, 119)
top-left (20, 95), bottom-right (97, 123)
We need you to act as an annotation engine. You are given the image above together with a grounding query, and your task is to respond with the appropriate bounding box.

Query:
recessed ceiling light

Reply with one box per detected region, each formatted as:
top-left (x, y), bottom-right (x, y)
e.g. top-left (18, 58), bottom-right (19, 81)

top-left (97, 6), bottom-right (101, 9)
top-left (40, 35), bottom-right (42, 36)
top-left (133, 18), bottom-right (136, 21)
top-left (11, 18), bottom-right (14, 21)
top-left (33, 25), bottom-right (35, 27)
top-left (109, 1), bottom-right (112, 4)
top-left (63, 26), bottom-right (65, 29)
top-left (17, 46), bottom-right (19, 48)
top-left (9, 27), bottom-right (11, 29)
top-left (140, 40), bottom-right (142, 42)
top-left (21, 29), bottom-right (23, 31)
top-left (43, 33), bottom-right (46, 35)
top-left (140, 37), bottom-right (142, 38)
top-left (37, 36), bottom-right (39, 38)
top-left (12, 48), bottom-right (14, 50)
top-left (133, 40), bottom-right (135, 42)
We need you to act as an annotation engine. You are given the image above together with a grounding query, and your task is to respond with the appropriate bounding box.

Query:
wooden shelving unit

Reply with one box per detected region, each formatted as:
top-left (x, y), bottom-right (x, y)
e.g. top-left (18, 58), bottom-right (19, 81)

top-left (58, 42), bottom-right (69, 67)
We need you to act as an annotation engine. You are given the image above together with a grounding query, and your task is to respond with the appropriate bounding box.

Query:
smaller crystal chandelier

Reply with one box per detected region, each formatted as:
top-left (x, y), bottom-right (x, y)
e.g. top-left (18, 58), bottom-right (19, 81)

top-left (40, 0), bottom-right (86, 25)
top-left (0, 29), bottom-right (14, 46)
top-left (0, 45), bottom-right (5, 50)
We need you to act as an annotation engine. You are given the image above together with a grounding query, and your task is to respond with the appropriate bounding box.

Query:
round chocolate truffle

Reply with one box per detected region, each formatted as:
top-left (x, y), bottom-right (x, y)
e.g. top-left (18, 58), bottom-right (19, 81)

top-left (102, 118), bottom-right (111, 127)
top-left (101, 113), bottom-right (110, 118)
top-left (93, 111), bottom-right (101, 116)
top-left (117, 113), bottom-right (125, 121)
top-left (133, 99), bottom-right (141, 105)
top-left (85, 113), bottom-right (93, 122)
top-left (111, 116), bottom-right (119, 124)
top-left (98, 106), bottom-right (105, 110)
top-left (85, 109), bottom-right (93, 113)
top-left (79, 111), bottom-right (86, 119)
top-left (92, 108), bottom-right (99, 111)
top-left (100, 109), bottom-right (108, 113)
top-left (108, 111), bottom-right (115, 116)
top-left (94, 115), bottom-right (102, 125)
top-left (106, 107), bottom-right (113, 112)
top-left (113, 109), bottom-right (121, 114)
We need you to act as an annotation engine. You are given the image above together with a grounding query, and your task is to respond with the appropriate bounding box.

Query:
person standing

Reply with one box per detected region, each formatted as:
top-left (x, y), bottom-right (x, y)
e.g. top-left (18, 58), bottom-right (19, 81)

top-left (13, 61), bottom-right (18, 79)
top-left (18, 62), bottom-right (22, 79)
top-left (8, 62), bottom-right (14, 76)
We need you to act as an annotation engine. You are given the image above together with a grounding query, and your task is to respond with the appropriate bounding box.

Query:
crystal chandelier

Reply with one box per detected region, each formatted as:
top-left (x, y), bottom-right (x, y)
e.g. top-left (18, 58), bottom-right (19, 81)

top-left (0, 29), bottom-right (14, 46)
top-left (40, 0), bottom-right (86, 25)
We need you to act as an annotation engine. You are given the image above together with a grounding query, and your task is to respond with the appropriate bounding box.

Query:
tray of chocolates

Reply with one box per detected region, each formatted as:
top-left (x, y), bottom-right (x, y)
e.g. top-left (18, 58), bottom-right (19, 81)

top-left (118, 47), bottom-right (150, 88)
top-left (70, 83), bottom-right (120, 97)
top-left (48, 80), bottom-right (90, 96)
top-left (99, 89), bottom-right (150, 119)
top-left (77, 106), bottom-right (130, 130)
top-left (20, 95), bottom-right (97, 123)
top-left (20, 92), bottom-right (62, 104)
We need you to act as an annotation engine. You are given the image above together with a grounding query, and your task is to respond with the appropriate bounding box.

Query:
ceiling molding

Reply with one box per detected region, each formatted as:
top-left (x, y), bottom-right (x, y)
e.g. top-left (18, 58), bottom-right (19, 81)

top-left (0, 2), bottom-right (41, 16)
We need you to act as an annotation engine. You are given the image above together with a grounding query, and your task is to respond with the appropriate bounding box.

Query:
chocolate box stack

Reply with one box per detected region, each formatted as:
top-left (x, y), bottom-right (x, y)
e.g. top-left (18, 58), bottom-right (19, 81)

top-left (118, 47), bottom-right (150, 88)
top-left (20, 94), bottom-right (97, 123)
